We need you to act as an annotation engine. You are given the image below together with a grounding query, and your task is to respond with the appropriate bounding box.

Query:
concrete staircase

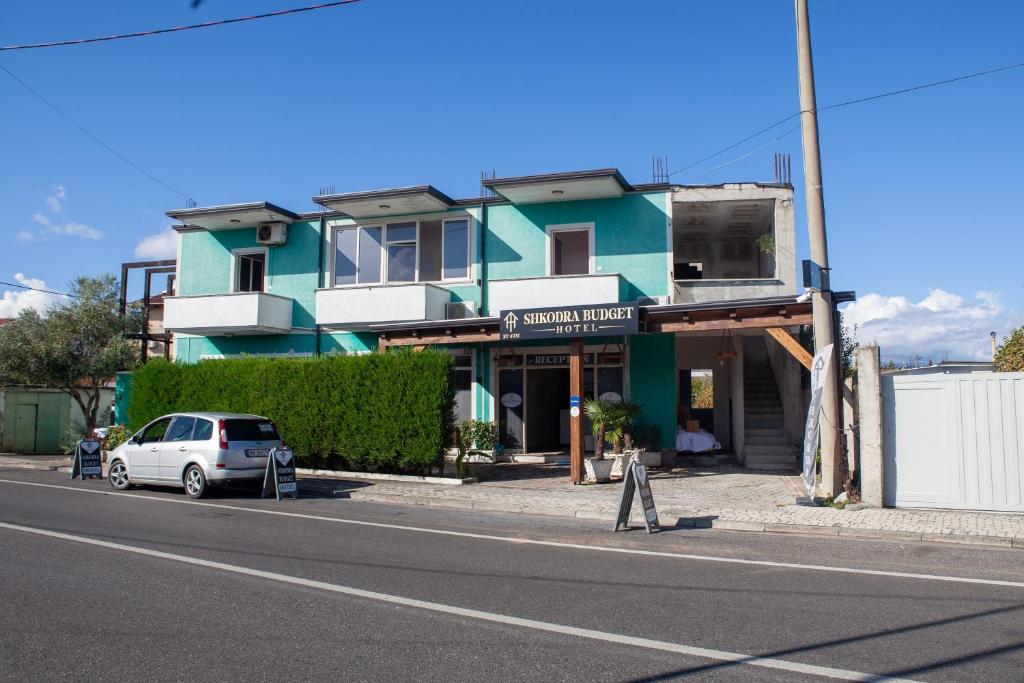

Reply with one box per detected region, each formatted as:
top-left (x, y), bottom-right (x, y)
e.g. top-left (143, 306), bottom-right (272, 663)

top-left (743, 342), bottom-right (799, 471)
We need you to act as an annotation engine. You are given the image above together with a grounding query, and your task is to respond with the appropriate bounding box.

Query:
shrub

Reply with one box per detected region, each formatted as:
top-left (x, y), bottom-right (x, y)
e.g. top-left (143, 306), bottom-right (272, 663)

top-left (458, 419), bottom-right (498, 451)
top-left (995, 326), bottom-right (1024, 372)
top-left (129, 351), bottom-right (454, 474)
top-left (102, 424), bottom-right (129, 452)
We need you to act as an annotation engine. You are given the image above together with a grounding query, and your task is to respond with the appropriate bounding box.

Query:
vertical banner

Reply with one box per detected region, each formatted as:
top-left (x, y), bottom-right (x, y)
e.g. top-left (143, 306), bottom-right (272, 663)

top-left (802, 343), bottom-right (834, 498)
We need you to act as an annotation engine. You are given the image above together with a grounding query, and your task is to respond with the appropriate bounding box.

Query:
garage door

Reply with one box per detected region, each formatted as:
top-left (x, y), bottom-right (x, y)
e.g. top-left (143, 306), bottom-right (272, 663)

top-left (882, 372), bottom-right (1024, 512)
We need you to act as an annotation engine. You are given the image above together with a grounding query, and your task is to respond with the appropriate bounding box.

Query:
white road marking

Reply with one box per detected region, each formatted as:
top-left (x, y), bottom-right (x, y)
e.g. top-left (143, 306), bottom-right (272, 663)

top-left (0, 520), bottom-right (915, 682)
top-left (1, 477), bottom-right (1022, 589)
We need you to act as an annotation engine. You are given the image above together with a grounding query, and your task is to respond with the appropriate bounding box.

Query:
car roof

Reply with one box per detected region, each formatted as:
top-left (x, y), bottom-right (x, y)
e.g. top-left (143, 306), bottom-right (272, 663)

top-left (163, 412), bottom-right (271, 421)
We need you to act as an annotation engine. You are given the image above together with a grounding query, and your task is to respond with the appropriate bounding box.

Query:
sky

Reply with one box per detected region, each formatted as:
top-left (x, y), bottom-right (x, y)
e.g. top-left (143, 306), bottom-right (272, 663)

top-left (1, 0), bottom-right (1022, 362)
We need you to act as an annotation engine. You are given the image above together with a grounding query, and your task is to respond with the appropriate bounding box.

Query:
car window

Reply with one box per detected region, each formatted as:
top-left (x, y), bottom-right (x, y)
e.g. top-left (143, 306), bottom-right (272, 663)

top-left (192, 419), bottom-right (213, 441)
top-left (140, 418), bottom-right (172, 444)
top-left (166, 417), bottom-right (197, 443)
top-left (223, 419), bottom-right (280, 441)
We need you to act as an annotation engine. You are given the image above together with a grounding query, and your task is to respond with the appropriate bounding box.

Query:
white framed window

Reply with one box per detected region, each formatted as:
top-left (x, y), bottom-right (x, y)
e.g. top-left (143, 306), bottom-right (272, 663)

top-left (545, 223), bottom-right (595, 276)
top-left (334, 226), bottom-right (383, 286)
top-left (331, 215), bottom-right (472, 287)
top-left (230, 247), bottom-right (268, 293)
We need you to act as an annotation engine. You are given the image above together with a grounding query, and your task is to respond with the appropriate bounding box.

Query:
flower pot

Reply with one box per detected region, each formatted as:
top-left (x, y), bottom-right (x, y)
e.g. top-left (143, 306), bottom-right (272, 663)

top-left (585, 458), bottom-right (615, 483)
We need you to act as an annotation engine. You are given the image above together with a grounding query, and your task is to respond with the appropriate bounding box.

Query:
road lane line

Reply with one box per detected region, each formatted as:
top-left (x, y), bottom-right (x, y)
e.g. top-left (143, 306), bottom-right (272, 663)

top-left (1, 477), bottom-right (1022, 589)
top-left (0, 520), bottom-right (914, 682)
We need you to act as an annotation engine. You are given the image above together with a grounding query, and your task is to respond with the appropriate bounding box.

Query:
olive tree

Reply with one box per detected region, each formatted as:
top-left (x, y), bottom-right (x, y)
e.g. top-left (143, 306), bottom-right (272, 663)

top-left (0, 275), bottom-right (142, 433)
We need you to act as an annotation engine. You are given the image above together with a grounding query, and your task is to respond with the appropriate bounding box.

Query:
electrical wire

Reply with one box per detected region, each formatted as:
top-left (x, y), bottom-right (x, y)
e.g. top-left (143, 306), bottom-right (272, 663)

top-left (668, 60), bottom-right (1024, 177)
top-left (0, 280), bottom-right (75, 298)
top-left (0, 1), bottom-right (366, 52)
top-left (0, 63), bottom-right (191, 200)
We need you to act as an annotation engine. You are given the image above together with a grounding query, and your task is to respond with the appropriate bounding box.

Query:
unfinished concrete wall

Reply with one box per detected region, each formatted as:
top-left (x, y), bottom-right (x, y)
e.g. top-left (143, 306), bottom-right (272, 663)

top-left (762, 330), bottom-right (805, 448)
top-left (857, 346), bottom-right (884, 507)
top-left (731, 345), bottom-right (745, 461)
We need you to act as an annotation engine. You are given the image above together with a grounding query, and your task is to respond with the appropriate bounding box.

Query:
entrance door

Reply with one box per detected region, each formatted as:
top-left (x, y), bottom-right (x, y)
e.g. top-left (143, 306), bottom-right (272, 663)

top-left (497, 369), bottom-right (524, 451)
top-left (526, 368), bottom-right (570, 452)
top-left (14, 404), bottom-right (37, 454)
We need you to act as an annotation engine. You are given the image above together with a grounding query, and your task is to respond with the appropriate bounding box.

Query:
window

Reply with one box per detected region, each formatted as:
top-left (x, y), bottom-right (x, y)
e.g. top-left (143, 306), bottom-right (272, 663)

top-left (386, 222), bottom-right (417, 283)
top-left (332, 217), bottom-right (471, 286)
top-left (335, 226), bottom-right (382, 286)
top-left (140, 418), bottom-right (171, 444)
top-left (235, 251), bottom-right (266, 292)
top-left (166, 416), bottom-right (197, 442)
top-left (193, 419), bottom-right (214, 441)
top-left (223, 419), bottom-right (280, 441)
top-left (548, 225), bottom-right (592, 276)
top-left (451, 352), bottom-right (473, 423)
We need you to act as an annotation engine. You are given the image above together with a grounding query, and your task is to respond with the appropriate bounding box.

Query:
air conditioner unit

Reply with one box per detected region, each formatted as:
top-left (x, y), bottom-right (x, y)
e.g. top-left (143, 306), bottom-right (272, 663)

top-left (638, 295), bottom-right (670, 307)
top-left (256, 222), bottom-right (288, 246)
top-left (445, 301), bottom-right (477, 320)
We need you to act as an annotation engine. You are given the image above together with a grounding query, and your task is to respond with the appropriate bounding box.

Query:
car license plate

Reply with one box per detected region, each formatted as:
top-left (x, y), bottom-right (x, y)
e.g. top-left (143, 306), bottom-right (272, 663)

top-left (246, 448), bottom-right (270, 458)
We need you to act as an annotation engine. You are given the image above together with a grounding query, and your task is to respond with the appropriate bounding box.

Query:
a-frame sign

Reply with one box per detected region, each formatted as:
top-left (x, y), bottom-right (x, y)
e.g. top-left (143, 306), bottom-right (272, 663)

top-left (71, 439), bottom-right (103, 480)
top-left (262, 447), bottom-right (298, 500)
top-left (613, 454), bottom-right (661, 533)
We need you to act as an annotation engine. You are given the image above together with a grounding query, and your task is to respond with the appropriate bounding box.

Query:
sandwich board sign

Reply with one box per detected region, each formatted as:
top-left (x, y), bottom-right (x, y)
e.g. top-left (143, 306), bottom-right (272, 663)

top-left (262, 447), bottom-right (298, 500)
top-left (71, 439), bottom-right (103, 480)
top-left (613, 454), bottom-right (661, 533)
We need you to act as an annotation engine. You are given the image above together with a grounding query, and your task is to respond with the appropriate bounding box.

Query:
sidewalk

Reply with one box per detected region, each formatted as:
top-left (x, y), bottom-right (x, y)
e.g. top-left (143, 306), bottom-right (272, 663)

top-left (306, 463), bottom-right (1024, 549)
top-left (0, 454), bottom-right (71, 472)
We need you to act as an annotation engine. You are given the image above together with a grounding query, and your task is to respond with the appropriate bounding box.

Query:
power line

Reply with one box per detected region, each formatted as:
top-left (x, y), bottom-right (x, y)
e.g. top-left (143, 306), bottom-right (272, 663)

top-left (0, 280), bottom-right (76, 299)
top-left (0, 0), bottom-right (366, 52)
top-left (669, 60), bottom-right (1024, 177)
top-left (0, 63), bottom-right (191, 200)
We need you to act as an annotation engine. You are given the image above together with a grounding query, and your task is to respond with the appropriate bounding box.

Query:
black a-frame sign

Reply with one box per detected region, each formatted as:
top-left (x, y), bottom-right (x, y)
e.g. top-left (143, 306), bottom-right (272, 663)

top-left (262, 447), bottom-right (298, 500)
top-left (71, 439), bottom-right (103, 480)
top-left (613, 454), bottom-right (661, 533)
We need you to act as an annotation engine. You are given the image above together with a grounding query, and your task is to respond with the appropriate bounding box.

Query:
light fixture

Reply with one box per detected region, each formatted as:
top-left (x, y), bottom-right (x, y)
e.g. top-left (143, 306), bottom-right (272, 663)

top-left (229, 219), bottom-right (241, 223)
top-left (551, 189), bottom-right (564, 195)
top-left (379, 204), bottom-right (391, 209)
top-left (715, 330), bottom-right (739, 366)
top-left (795, 288), bottom-right (812, 303)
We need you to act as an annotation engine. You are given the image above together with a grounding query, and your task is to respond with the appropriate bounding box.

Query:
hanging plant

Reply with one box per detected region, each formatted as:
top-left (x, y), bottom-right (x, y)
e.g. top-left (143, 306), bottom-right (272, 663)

top-left (755, 232), bottom-right (776, 256)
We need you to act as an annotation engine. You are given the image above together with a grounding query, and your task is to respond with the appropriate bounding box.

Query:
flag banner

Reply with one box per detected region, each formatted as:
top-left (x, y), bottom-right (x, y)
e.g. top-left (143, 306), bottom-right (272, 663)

top-left (802, 343), bottom-right (834, 498)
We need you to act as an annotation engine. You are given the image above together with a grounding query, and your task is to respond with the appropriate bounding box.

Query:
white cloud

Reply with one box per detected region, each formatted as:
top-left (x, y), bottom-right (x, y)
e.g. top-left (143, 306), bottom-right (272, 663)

top-left (134, 228), bottom-right (177, 259)
top-left (19, 186), bottom-right (103, 241)
top-left (0, 273), bottom-right (68, 318)
top-left (843, 288), bottom-right (1019, 362)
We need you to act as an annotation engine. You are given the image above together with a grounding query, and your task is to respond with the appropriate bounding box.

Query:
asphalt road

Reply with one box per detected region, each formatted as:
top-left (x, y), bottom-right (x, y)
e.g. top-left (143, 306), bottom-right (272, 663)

top-left (1, 469), bottom-right (1022, 682)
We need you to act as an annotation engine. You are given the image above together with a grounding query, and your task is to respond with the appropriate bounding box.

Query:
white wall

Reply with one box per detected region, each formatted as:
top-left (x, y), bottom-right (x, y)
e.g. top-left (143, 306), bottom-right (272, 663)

top-left (487, 274), bottom-right (620, 315)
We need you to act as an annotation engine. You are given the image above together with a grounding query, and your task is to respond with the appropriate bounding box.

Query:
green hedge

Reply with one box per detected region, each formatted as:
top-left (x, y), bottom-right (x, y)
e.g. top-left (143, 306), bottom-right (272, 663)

top-left (129, 351), bottom-right (455, 473)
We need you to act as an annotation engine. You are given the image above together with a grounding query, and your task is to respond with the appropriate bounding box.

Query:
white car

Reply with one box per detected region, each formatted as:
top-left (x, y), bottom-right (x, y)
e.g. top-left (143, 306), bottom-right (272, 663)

top-left (107, 412), bottom-right (283, 499)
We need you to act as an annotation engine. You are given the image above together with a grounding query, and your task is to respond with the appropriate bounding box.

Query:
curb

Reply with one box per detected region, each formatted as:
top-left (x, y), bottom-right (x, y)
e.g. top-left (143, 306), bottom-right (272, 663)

top-left (297, 468), bottom-right (476, 485)
top-left (333, 489), bottom-right (1022, 550)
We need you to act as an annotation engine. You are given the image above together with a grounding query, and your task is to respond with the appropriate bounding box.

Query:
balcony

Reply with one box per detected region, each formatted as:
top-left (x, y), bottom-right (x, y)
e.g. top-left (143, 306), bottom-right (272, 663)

top-left (487, 273), bottom-right (622, 314)
top-left (163, 293), bottom-right (293, 335)
top-left (316, 283), bottom-right (451, 329)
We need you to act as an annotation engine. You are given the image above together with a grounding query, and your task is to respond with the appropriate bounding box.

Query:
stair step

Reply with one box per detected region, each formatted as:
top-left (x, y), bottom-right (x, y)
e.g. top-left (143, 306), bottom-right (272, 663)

top-left (745, 444), bottom-right (799, 456)
top-left (746, 428), bottom-right (786, 438)
top-left (745, 436), bottom-right (790, 446)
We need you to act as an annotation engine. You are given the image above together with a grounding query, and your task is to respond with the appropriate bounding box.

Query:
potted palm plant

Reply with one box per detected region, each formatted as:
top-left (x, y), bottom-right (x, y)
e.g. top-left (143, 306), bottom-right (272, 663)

top-left (583, 398), bottom-right (616, 483)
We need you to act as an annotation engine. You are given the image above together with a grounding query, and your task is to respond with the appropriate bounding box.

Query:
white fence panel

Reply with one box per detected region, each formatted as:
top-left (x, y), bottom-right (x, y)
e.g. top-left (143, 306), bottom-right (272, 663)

top-left (882, 372), bottom-right (1024, 512)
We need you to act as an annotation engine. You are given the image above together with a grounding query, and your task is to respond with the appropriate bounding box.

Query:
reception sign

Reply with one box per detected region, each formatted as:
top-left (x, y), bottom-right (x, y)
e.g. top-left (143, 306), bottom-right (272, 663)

top-left (499, 302), bottom-right (639, 341)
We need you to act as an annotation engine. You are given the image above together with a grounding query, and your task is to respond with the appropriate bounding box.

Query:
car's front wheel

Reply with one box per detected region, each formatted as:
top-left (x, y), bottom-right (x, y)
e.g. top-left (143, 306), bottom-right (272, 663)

top-left (108, 460), bottom-right (130, 490)
top-left (183, 465), bottom-right (208, 499)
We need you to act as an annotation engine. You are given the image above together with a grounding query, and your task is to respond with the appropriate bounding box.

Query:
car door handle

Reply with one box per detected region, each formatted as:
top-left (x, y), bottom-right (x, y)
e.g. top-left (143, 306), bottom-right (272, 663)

top-left (150, 447), bottom-right (159, 452)
top-left (178, 446), bottom-right (187, 451)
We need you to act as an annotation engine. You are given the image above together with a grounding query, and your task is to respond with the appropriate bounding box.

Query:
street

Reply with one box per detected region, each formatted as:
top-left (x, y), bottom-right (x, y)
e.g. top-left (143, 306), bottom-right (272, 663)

top-left (1, 470), bottom-right (1022, 681)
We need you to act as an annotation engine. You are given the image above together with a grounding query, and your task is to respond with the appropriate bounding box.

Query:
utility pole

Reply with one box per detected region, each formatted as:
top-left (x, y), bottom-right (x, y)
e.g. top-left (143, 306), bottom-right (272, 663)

top-left (794, 0), bottom-right (844, 496)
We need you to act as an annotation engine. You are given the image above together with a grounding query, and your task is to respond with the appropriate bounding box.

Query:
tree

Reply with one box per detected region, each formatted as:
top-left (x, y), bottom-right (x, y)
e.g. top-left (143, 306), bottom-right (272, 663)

top-left (994, 325), bottom-right (1024, 372)
top-left (0, 275), bottom-right (143, 433)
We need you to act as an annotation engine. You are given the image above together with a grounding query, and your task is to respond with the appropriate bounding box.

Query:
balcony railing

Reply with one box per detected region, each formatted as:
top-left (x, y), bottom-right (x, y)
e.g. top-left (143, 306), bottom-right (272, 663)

top-left (163, 292), bottom-right (293, 335)
top-left (315, 282), bottom-right (451, 329)
top-left (487, 273), bottom-right (622, 314)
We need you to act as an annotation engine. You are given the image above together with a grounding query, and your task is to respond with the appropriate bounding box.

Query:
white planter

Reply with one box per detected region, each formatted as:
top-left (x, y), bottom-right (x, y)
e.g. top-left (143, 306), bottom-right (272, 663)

top-left (640, 451), bottom-right (662, 468)
top-left (585, 458), bottom-right (615, 483)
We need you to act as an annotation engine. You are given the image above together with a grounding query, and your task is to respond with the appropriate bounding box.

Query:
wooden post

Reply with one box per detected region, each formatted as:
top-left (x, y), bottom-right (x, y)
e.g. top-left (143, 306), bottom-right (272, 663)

top-left (569, 337), bottom-right (584, 484)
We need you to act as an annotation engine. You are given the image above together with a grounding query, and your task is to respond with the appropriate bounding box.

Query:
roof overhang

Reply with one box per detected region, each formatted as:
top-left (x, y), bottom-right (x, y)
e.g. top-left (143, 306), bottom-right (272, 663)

top-left (166, 202), bottom-right (299, 231)
top-left (483, 168), bottom-right (633, 204)
top-left (313, 186), bottom-right (456, 218)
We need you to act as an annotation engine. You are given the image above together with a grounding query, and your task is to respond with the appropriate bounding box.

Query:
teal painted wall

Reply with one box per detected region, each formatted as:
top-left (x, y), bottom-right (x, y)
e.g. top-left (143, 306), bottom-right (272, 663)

top-left (178, 221), bottom-right (322, 329)
top-left (485, 192), bottom-right (669, 305)
top-left (628, 333), bottom-right (677, 449)
top-left (175, 330), bottom-right (379, 363)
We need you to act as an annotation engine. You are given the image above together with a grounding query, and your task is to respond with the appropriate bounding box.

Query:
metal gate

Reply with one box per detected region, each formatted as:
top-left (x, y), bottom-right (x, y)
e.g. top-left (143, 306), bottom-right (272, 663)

top-left (882, 372), bottom-right (1024, 512)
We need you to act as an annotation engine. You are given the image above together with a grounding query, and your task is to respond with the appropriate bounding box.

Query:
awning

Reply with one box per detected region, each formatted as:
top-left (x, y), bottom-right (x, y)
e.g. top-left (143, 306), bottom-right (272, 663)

top-left (167, 202), bottom-right (299, 231)
top-left (482, 168), bottom-right (632, 204)
top-left (313, 186), bottom-right (456, 218)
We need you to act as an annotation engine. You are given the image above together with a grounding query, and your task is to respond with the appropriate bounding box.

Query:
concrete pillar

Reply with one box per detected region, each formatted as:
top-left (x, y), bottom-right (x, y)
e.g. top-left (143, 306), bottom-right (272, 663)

top-left (856, 346), bottom-right (884, 507)
top-left (843, 377), bottom-right (858, 482)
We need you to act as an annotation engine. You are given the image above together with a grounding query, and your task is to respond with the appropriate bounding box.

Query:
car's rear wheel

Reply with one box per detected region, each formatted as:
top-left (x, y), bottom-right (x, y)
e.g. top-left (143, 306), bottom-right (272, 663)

top-left (184, 465), bottom-right (208, 499)
top-left (108, 460), bottom-right (130, 490)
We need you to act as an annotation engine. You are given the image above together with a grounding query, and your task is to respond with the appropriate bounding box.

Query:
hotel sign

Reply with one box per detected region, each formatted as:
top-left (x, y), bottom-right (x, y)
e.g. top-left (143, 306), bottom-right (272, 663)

top-left (499, 302), bottom-right (639, 341)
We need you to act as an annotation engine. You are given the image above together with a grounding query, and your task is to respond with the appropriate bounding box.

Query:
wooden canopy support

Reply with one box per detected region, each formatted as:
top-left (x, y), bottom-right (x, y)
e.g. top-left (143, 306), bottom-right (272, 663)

top-left (765, 327), bottom-right (813, 370)
top-left (645, 302), bottom-right (811, 334)
top-left (377, 326), bottom-right (499, 349)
